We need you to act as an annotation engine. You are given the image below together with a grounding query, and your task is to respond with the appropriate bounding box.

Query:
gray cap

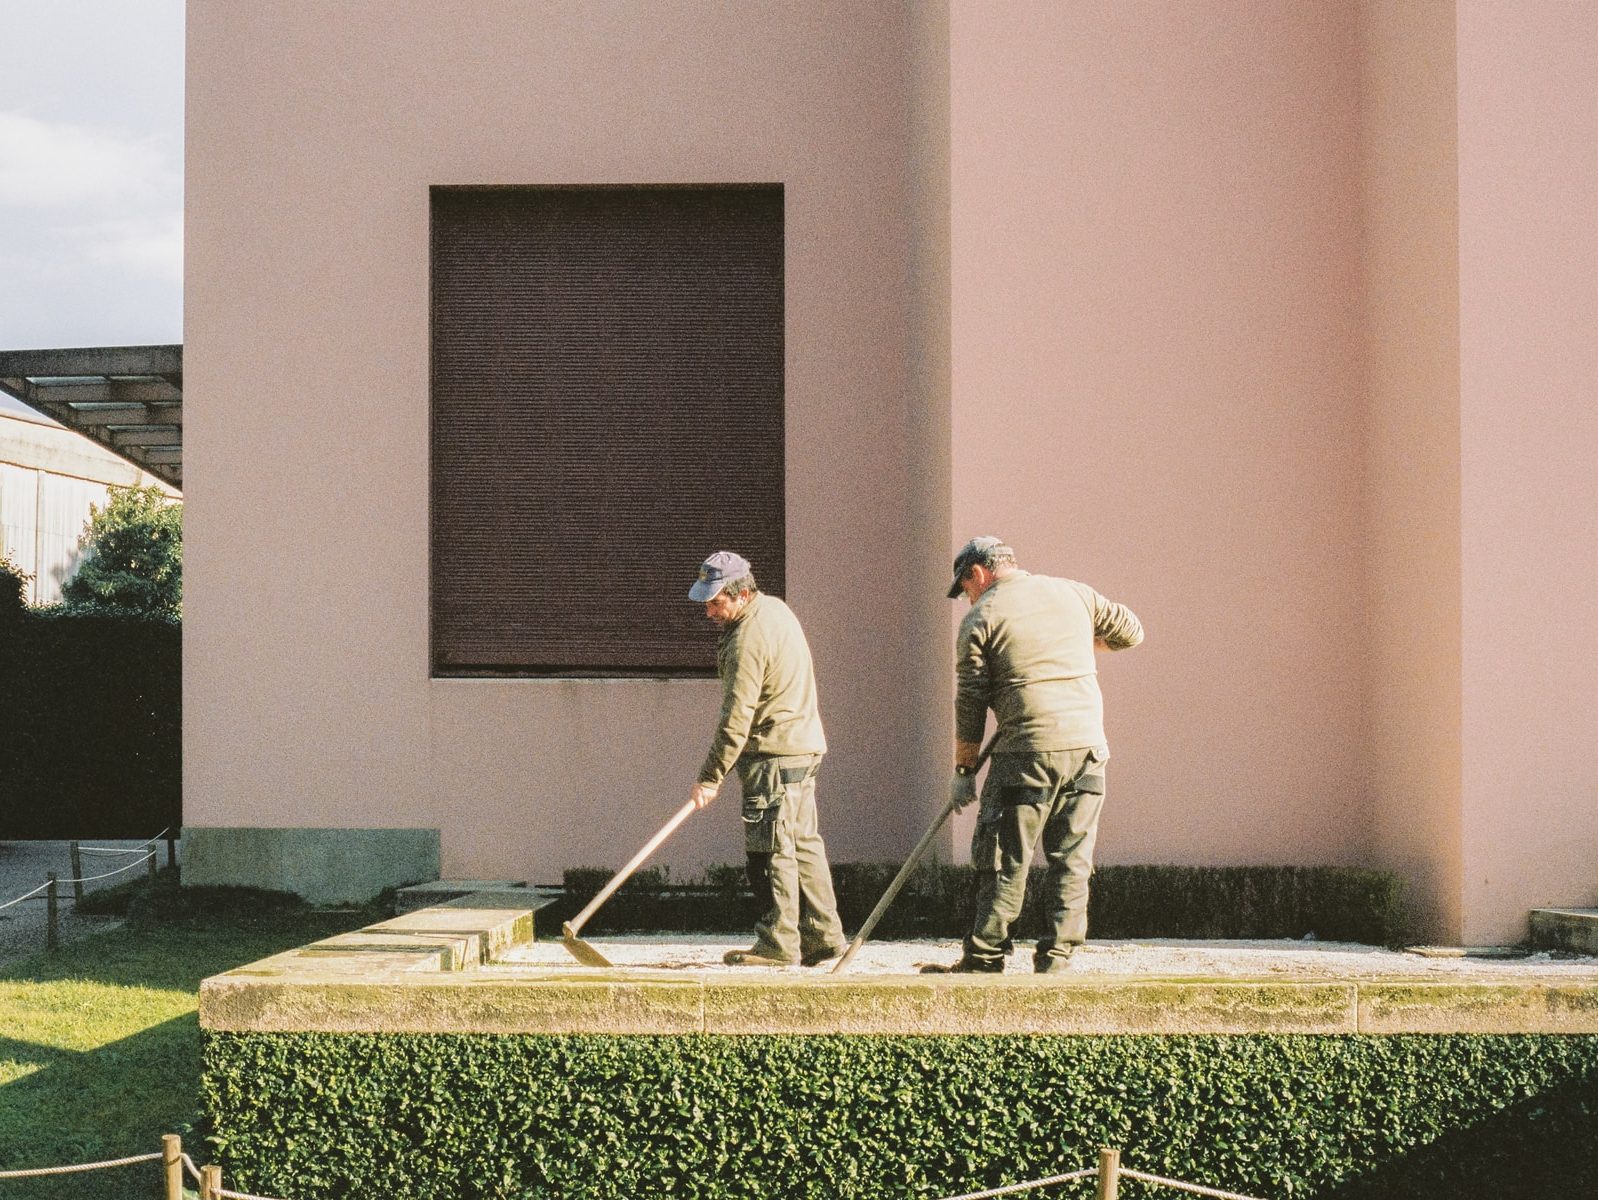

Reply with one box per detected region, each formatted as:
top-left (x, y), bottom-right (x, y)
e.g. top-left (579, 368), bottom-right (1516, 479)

top-left (947, 536), bottom-right (1011, 598)
top-left (689, 551), bottom-right (752, 602)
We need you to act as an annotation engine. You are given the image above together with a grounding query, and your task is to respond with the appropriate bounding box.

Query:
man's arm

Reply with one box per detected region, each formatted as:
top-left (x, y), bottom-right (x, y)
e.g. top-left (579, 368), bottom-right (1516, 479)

top-left (1091, 591), bottom-right (1144, 651)
top-left (953, 615), bottom-right (989, 767)
top-left (696, 634), bottom-right (763, 794)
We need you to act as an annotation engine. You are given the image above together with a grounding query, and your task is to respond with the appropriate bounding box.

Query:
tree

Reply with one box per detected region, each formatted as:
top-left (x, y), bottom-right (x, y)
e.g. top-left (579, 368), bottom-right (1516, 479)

top-left (61, 486), bottom-right (183, 617)
top-left (0, 549), bottom-right (30, 621)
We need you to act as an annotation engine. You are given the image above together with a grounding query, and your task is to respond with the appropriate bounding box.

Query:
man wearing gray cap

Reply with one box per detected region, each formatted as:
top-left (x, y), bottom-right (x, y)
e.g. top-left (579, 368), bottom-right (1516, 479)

top-left (926, 537), bottom-right (1143, 974)
top-left (688, 551), bottom-right (847, 967)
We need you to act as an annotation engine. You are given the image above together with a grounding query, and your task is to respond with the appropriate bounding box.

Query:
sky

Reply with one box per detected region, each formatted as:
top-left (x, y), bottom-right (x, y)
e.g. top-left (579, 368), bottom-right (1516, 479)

top-left (0, 0), bottom-right (184, 358)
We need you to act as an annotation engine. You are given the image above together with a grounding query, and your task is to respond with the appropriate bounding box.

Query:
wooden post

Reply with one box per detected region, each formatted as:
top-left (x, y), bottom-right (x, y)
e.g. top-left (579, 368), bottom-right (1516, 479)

top-left (1095, 1147), bottom-right (1120, 1200)
top-left (162, 1134), bottom-right (183, 1200)
top-left (147, 850), bottom-right (158, 884)
top-left (46, 874), bottom-right (58, 952)
top-left (167, 830), bottom-right (178, 870)
top-left (201, 1164), bottom-right (222, 1200)
top-left (69, 842), bottom-right (85, 905)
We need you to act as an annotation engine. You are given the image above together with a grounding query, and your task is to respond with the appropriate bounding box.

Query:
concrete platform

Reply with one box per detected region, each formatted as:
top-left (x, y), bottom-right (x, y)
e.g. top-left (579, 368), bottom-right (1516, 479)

top-left (1530, 907), bottom-right (1598, 955)
top-left (200, 898), bottom-right (1598, 1037)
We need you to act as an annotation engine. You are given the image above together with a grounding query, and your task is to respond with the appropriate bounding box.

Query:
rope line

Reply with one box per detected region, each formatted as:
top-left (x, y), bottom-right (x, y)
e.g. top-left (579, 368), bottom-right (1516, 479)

top-left (1120, 1168), bottom-right (1267, 1200)
top-left (57, 856), bottom-right (155, 886)
top-left (182, 1152), bottom-right (203, 1183)
top-left (216, 1187), bottom-right (292, 1200)
top-left (930, 1167), bottom-right (1097, 1200)
top-left (0, 881), bottom-right (50, 912)
top-left (0, 1151), bottom-right (161, 1179)
top-left (79, 829), bottom-right (171, 854)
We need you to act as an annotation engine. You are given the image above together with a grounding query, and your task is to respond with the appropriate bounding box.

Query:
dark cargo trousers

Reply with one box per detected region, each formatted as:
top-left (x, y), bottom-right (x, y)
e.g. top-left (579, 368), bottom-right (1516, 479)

top-left (966, 746), bottom-right (1108, 968)
top-left (738, 754), bottom-right (846, 963)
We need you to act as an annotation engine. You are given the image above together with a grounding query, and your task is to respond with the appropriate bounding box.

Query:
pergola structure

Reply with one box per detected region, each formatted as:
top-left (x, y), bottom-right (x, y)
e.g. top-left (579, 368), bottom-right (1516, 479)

top-left (0, 345), bottom-right (183, 489)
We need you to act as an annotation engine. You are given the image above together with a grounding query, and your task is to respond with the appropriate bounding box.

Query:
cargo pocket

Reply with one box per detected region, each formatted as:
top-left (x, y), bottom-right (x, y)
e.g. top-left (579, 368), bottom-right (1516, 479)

top-left (1075, 746), bottom-right (1109, 795)
top-left (739, 757), bottom-right (786, 854)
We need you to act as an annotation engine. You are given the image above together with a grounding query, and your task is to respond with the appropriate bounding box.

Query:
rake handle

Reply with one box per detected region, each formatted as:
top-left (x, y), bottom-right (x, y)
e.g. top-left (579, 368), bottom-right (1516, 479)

top-left (565, 799), bottom-right (698, 938)
top-left (830, 734), bottom-right (998, 974)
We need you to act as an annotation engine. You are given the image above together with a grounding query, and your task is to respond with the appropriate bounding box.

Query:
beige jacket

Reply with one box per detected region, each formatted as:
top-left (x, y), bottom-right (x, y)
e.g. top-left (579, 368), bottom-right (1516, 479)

top-left (956, 571), bottom-right (1143, 753)
top-left (699, 594), bottom-right (827, 785)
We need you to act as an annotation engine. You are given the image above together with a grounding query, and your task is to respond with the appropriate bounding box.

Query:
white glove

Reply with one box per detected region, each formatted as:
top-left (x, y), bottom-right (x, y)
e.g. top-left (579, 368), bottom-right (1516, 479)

top-left (949, 772), bottom-right (978, 812)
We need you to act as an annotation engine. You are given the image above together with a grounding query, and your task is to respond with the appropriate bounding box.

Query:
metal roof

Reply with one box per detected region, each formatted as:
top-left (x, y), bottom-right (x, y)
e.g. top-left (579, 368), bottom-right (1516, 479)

top-left (0, 345), bottom-right (182, 489)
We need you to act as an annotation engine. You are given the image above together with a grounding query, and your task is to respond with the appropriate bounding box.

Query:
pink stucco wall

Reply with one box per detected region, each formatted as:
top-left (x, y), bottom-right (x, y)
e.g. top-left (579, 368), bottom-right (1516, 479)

top-left (1360, 0), bottom-right (1462, 939)
top-left (1457, 3), bottom-right (1598, 942)
top-left (186, 2), bottom-right (949, 882)
top-left (186, 1), bottom-right (1598, 941)
top-left (947, 3), bottom-right (1372, 869)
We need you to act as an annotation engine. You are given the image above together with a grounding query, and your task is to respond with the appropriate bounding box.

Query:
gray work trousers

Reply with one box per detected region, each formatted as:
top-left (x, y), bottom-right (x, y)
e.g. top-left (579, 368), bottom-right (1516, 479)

top-left (966, 746), bottom-right (1108, 968)
top-left (738, 754), bottom-right (846, 963)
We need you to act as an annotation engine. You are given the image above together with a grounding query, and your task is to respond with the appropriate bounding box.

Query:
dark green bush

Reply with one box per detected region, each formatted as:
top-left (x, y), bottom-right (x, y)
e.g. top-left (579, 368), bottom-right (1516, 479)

top-left (203, 1032), bottom-right (1598, 1199)
top-left (557, 863), bottom-right (1406, 946)
top-left (0, 607), bottom-right (180, 838)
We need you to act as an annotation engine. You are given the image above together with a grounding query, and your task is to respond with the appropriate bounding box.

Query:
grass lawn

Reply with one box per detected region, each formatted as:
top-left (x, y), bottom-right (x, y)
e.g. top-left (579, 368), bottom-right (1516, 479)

top-left (0, 879), bottom-right (376, 1200)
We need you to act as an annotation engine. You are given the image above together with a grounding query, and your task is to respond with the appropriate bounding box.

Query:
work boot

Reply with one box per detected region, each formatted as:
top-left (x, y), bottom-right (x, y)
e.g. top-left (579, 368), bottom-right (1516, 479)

top-left (1034, 953), bottom-right (1074, 975)
top-left (723, 946), bottom-right (796, 967)
top-left (919, 955), bottom-right (1003, 974)
top-left (800, 943), bottom-right (847, 968)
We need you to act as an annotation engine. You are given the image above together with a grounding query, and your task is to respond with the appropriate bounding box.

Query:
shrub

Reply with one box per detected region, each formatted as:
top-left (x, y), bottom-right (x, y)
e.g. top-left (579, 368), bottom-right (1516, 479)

top-left (60, 484), bottom-right (182, 617)
top-left (0, 549), bottom-right (30, 618)
top-left (202, 1031), bottom-right (1598, 1200)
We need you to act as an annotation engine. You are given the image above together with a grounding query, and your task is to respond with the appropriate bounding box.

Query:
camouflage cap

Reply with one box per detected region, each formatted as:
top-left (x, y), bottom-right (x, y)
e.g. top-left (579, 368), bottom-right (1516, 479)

top-left (947, 536), bottom-right (1011, 598)
top-left (689, 551), bottom-right (752, 602)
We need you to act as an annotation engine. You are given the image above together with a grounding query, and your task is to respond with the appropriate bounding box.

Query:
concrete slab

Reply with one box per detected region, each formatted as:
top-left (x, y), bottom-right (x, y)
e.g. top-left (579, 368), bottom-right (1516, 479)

top-left (183, 827), bottom-right (440, 904)
top-left (1530, 908), bottom-right (1598, 955)
top-left (395, 879), bottom-right (529, 914)
top-left (198, 904), bottom-right (1598, 1036)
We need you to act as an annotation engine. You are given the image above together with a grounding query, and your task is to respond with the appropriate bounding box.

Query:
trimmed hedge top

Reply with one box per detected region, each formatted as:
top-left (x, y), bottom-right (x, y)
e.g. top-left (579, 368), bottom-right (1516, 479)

top-left (559, 862), bottom-right (1407, 946)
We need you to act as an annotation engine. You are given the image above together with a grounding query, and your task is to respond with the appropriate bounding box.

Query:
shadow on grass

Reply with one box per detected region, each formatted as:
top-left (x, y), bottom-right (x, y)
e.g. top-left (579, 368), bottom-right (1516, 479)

top-left (0, 892), bottom-right (375, 1200)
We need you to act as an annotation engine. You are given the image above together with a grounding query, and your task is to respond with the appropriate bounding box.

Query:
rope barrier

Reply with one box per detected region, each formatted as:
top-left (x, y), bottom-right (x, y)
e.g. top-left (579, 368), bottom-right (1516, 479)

top-left (931, 1167), bottom-right (1097, 1200)
top-left (0, 881), bottom-right (50, 912)
top-left (0, 1151), bottom-right (161, 1179)
top-left (0, 1131), bottom-right (1267, 1200)
top-left (79, 829), bottom-right (171, 855)
top-left (1120, 1168), bottom-right (1267, 1200)
top-left (56, 855), bottom-right (154, 886)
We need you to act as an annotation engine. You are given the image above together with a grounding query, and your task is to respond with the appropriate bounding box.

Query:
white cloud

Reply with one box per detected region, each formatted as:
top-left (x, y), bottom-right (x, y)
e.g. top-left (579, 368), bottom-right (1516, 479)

top-left (77, 211), bottom-right (185, 282)
top-left (0, 110), bottom-right (176, 208)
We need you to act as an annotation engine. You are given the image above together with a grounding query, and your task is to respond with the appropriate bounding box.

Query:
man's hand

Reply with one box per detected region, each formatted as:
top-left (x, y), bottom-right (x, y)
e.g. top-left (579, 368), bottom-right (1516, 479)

top-left (691, 781), bottom-right (720, 810)
top-left (949, 771), bottom-right (978, 812)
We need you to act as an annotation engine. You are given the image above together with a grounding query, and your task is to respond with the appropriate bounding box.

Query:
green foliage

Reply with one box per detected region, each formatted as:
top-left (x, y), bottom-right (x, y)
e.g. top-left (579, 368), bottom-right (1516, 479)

top-left (558, 863), bottom-right (1407, 946)
top-left (202, 1031), bottom-right (1598, 1199)
top-left (60, 484), bottom-right (182, 617)
top-left (0, 607), bottom-right (180, 838)
top-left (0, 548), bottom-right (30, 619)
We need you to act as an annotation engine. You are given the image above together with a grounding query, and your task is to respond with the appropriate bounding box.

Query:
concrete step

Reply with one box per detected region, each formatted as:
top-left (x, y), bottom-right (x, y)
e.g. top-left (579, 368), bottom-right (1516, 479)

top-left (1529, 908), bottom-right (1598, 955)
top-left (396, 879), bottom-right (528, 914)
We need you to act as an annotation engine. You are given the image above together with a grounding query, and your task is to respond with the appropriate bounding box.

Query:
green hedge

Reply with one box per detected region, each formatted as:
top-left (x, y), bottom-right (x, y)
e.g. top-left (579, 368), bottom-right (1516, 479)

top-left (559, 863), bottom-right (1406, 946)
top-left (0, 607), bottom-right (180, 838)
top-left (202, 1033), bottom-right (1598, 1199)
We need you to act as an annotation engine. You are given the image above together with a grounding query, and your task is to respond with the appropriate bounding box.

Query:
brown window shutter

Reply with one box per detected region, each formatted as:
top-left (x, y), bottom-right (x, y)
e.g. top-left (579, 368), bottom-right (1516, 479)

top-left (430, 185), bottom-right (785, 675)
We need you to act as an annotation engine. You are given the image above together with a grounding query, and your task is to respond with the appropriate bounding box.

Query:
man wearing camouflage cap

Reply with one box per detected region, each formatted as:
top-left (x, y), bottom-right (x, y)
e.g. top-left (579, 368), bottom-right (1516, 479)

top-left (688, 551), bottom-right (848, 967)
top-left (926, 537), bottom-right (1144, 974)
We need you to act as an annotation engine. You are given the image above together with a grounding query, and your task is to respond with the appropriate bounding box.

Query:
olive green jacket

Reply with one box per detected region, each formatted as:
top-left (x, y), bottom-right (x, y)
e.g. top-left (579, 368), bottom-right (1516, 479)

top-left (955, 571), bottom-right (1143, 753)
top-left (698, 594), bottom-right (827, 786)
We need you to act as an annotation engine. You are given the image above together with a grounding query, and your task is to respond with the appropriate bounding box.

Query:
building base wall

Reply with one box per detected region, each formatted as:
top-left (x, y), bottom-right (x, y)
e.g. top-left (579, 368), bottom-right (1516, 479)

top-left (183, 827), bottom-right (440, 905)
